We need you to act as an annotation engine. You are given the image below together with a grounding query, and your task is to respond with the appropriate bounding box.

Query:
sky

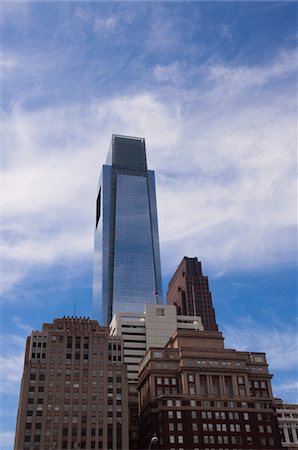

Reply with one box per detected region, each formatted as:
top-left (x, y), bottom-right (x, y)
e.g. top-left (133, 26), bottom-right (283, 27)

top-left (0, 1), bottom-right (297, 448)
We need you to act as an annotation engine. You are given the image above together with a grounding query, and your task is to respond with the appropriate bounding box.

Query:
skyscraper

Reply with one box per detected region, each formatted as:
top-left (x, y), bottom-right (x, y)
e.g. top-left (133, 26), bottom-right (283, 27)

top-left (14, 317), bottom-right (129, 450)
top-left (167, 256), bottom-right (218, 331)
top-left (93, 135), bottom-right (163, 325)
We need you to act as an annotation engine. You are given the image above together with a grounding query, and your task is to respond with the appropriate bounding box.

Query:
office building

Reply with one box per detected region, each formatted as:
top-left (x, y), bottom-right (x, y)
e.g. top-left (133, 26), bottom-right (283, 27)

top-left (14, 317), bottom-right (128, 450)
top-left (110, 303), bottom-right (204, 448)
top-left (167, 256), bottom-right (218, 331)
top-left (276, 402), bottom-right (298, 448)
top-left (93, 134), bottom-right (163, 325)
top-left (138, 328), bottom-right (282, 449)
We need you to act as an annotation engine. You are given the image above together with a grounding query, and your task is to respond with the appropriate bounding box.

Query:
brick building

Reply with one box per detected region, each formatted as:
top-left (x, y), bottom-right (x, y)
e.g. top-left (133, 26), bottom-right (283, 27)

top-left (167, 257), bottom-right (218, 331)
top-left (14, 317), bottom-right (128, 450)
top-left (138, 329), bottom-right (282, 449)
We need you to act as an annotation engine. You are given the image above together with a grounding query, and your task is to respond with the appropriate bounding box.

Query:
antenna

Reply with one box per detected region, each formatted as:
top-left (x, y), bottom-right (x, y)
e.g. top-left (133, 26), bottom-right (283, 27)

top-left (74, 300), bottom-right (76, 317)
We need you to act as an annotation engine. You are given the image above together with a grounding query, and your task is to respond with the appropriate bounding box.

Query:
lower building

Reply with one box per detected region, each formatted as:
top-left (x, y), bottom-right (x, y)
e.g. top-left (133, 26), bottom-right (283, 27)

top-left (276, 403), bottom-right (298, 449)
top-left (14, 317), bottom-right (128, 450)
top-left (138, 328), bottom-right (282, 449)
top-left (110, 303), bottom-right (204, 449)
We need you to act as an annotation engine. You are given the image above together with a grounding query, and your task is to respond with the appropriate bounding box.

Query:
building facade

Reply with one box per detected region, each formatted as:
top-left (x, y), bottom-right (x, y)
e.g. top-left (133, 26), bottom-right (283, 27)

top-left (276, 403), bottom-right (298, 449)
top-left (138, 329), bottom-right (282, 450)
top-left (14, 317), bottom-right (128, 450)
top-left (167, 256), bottom-right (218, 331)
top-left (110, 303), bottom-right (204, 448)
top-left (93, 134), bottom-right (163, 325)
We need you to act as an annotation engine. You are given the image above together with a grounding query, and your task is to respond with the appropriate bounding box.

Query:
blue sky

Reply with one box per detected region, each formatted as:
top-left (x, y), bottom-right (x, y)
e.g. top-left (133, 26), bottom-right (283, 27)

top-left (0, 1), bottom-right (297, 448)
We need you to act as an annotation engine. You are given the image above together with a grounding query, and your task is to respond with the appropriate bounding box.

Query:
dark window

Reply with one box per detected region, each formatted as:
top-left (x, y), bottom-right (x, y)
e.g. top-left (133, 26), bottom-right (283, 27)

top-left (96, 188), bottom-right (101, 228)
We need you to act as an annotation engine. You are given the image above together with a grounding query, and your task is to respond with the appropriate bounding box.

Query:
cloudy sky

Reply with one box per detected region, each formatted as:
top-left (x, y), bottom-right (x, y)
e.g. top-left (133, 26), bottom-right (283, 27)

top-left (0, 1), bottom-right (297, 448)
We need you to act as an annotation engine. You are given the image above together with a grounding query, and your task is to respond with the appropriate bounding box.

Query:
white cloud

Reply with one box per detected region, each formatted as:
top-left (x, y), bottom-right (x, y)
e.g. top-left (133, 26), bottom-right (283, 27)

top-left (153, 62), bottom-right (183, 83)
top-left (223, 320), bottom-right (298, 371)
top-left (204, 48), bottom-right (297, 100)
top-left (0, 333), bottom-right (25, 394)
top-left (0, 55), bottom-right (18, 70)
top-left (273, 380), bottom-right (298, 404)
top-left (0, 432), bottom-right (14, 449)
top-left (1, 47), bottom-right (296, 295)
top-left (93, 16), bottom-right (117, 34)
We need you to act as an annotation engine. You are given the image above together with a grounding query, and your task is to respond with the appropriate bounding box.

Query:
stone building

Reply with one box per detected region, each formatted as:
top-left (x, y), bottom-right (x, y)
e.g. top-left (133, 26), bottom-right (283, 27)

top-left (14, 317), bottom-right (128, 450)
top-left (138, 328), bottom-right (282, 449)
top-left (276, 403), bottom-right (298, 449)
top-left (110, 303), bottom-right (203, 448)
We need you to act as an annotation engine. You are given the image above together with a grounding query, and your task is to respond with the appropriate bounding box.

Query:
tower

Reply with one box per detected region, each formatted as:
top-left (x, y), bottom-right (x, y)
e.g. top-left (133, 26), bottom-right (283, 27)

top-left (93, 135), bottom-right (163, 325)
top-left (167, 256), bottom-right (218, 331)
top-left (14, 317), bottom-right (128, 450)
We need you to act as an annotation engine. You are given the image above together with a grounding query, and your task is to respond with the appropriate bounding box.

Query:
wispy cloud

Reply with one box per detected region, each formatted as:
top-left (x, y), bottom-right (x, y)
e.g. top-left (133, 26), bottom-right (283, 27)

top-left (223, 319), bottom-right (298, 371)
top-left (0, 332), bottom-right (26, 394)
top-left (93, 16), bottom-right (117, 34)
top-left (273, 380), bottom-right (298, 404)
top-left (1, 46), bottom-right (296, 295)
top-left (0, 432), bottom-right (14, 450)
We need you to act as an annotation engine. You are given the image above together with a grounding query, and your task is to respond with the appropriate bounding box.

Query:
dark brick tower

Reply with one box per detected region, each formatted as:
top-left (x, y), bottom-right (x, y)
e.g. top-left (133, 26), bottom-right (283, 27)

top-left (167, 257), bottom-right (218, 331)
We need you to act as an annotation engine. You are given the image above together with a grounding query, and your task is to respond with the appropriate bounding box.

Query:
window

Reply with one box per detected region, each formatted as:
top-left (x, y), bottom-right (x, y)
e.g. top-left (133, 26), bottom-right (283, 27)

top-left (245, 424), bottom-right (251, 432)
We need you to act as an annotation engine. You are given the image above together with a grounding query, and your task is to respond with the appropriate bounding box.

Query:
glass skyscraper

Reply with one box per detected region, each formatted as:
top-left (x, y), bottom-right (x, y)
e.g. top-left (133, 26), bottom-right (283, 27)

top-left (93, 135), bottom-right (163, 325)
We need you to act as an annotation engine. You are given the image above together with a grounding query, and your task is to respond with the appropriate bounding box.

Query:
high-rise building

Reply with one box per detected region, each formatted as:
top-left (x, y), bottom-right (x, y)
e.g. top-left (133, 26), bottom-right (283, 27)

top-left (93, 134), bottom-right (163, 325)
top-left (167, 256), bottom-right (218, 331)
top-left (14, 317), bottom-right (129, 450)
top-left (138, 328), bottom-right (282, 450)
top-left (110, 304), bottom-right (204, 449)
